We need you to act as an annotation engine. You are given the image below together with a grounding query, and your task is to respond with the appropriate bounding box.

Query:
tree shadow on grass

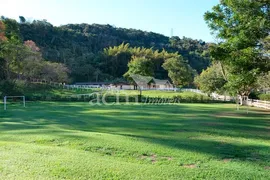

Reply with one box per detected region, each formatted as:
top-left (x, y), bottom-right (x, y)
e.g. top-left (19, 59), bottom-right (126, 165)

top-left (113, 132), bottom-right (270, 164)
top-left (0, 102), bottom-right (269, 164)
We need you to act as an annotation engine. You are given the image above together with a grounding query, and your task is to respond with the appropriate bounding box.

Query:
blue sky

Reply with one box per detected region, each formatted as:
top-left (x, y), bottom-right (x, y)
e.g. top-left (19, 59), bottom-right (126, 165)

top-left (0, 0), bottom-right (219, 42)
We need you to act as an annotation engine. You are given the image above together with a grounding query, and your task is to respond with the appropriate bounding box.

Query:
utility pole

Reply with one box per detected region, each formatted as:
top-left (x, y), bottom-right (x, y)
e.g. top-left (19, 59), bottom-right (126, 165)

top-left (171, 28), bottom-right (174, 37)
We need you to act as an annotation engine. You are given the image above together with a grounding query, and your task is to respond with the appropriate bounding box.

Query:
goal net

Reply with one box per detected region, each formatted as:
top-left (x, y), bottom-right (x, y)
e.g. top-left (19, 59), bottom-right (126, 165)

top-left (3, 96), bottom-right (26, 110)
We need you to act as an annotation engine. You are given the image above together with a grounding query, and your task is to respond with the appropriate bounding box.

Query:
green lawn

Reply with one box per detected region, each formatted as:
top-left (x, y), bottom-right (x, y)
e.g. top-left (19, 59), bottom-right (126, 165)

top-left (21, 87), bottom-right (212, 103)
top-left (22, 86), bottom-right (209, 99)
top-left (24, 87), bottom-right (96, 97)
top-left (0, 102), bottom-right (269, 179)
top-left (118, 90), bottom-right (206, 98)
top-left (29, 88), bottom-right (204, 98)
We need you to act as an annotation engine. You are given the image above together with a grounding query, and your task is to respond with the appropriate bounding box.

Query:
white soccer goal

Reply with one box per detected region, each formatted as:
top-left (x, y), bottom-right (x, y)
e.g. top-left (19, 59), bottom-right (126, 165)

top-left (3, 96), bottom-right (26, 110)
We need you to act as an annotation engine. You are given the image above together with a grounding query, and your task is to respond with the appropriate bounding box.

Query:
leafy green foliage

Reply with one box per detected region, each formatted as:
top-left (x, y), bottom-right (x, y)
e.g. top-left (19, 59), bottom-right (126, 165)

top-left (258, 93), bottom-right (270, 101)
top-left (0, 21), bottom-right (7, 42)
top-left (194, 63), bottom-right (226, 94)
top-left (105, 43), bottom-right (196, 85)
top-left (1, 16), bottom-right (205, 88)
top-left (204, 0), bottom-right (270, 96)
top-left (0, 17), bottom-right (69, 96)
top-left (124, 56), bottom-right (154, 78)
top-left (257, 71), bottom-right (270, 89)
top-left (0, 80), bottom-right (22, 96)
top-left (0, 21), bottom-right (7, 81)
top-left (162, 57), bottom-right (194, 87)
top-left (16, 18), bottom-right (210, 82)
top-left (169, 36), bottom-right (210, 72)
top-left (1, 17), bottom-right (21, 44)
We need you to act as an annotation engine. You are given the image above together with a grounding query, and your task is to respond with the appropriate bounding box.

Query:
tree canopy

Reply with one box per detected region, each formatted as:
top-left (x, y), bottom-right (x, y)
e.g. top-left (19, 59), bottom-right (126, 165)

top-left (15, 17), bottom-right (211, 82)
top-left (204, 0), bottom-right (270, 96)
top-left (1, 16), bottom-right (208, 88)
top-left (0, 17), bottom-right (69, 96)
top-left (194, 63), bottom-right (226, 94)
top-left (162, 57), bottom-right (195, 87)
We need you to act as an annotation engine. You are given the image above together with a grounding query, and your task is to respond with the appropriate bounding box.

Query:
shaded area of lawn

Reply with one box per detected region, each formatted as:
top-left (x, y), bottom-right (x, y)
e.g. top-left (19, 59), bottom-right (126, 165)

top-left (0, 102), bottom-right (269, 179)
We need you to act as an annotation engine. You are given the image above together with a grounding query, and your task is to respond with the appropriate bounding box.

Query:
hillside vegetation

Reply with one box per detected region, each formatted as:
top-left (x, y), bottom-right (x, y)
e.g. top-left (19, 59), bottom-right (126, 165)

top-left (18, 19), bottom-right (210, 82)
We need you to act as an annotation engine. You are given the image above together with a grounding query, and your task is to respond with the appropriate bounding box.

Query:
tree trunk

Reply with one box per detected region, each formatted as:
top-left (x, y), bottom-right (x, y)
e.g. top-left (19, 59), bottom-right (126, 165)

top-left (239, 95), bottom-right (243, 106)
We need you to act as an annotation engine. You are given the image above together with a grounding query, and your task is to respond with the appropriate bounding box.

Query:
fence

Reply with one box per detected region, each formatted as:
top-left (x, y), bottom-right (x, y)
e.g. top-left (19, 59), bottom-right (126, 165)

top-left (181, 89), bottom-right (235, 102)
top-left (24, 78), bottom-right (101, 90)
top-left (247, 99), bottom-right (270, 110)
top-left (140, 87), bottom-right (178, 91)
top-left (65, 85), bottom-right (101, 90)
top-left (181, 88), bottom-right (206, 95)
top-left (27, 78), bottom-right (65, 87)
top-left (211, 93), bottom-right (234, 102)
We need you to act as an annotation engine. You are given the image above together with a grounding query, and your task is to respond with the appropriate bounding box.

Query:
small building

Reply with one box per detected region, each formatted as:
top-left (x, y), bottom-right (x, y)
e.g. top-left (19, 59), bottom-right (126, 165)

top-left (153, 79), bottom-right (173, 90)
top-left (74, 76), bottom-right (174, 91)
top-left (129, 74), bottom-right (173, 90)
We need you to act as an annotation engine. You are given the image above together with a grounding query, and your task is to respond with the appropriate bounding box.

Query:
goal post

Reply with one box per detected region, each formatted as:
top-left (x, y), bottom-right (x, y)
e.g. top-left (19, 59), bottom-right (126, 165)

top-left (3, 96), bottom-right (26, 110)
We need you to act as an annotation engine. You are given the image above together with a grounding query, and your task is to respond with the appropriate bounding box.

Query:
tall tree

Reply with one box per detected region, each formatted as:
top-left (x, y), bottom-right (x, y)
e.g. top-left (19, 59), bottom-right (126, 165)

top-left (162, 57), bottom-right (194, 87)
top-left (0, 17), bottom-right (69, 84)
top-left (204, 0), bottom-right (270, 97)
top-left (257, 71), bottom-right (270, 89)
top-left (194, 63), bottom-right (226, 94)
top-left (124, 56), bottom-right (154, 79)
top-left (0, 21), bottom-right (7, 41)
top-left (19, 16), bottom-right (26, 24)
top-left (0, 20), bottom-right (7, 80)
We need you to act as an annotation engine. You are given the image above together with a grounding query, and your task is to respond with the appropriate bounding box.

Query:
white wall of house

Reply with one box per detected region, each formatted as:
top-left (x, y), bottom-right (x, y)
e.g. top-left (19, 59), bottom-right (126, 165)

top-left (121, 85), bottom-right (134, 90)
top-left (155, 83), bottom-right (173, 89)
top-left (159, 85), bottom-right (166, 89)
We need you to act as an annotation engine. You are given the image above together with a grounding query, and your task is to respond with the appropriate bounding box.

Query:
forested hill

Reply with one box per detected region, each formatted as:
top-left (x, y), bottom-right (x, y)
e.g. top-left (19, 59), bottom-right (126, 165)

top-left (61, 23), bottom-right (169, 49)
top-left (18, 19), bottom-right (210, 82)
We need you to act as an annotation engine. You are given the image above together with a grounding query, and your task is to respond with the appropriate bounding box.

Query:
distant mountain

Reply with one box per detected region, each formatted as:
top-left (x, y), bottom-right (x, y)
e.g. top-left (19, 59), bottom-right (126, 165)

top-left (18, 19), bottom-right (210, 82)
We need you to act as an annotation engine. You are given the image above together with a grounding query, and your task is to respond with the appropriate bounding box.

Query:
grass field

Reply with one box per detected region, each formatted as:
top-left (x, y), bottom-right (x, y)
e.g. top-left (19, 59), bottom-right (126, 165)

top-left (24, 87), bottom-right (96, 97)
top-left (28, 88), bottom-right (206, 98)
top-left (19, 87), bottom-right (212, 103)
top-left (117, 90), bottom-right (204, 98)
top-left (0, 102), bottom-right (269, 179)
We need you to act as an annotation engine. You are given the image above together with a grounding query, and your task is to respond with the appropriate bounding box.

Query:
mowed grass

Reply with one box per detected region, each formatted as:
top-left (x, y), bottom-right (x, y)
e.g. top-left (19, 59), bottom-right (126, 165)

top-left (25, 88), bottom-right (97, 97)
top-left (23, 87), bottom-right (210, 102)
top-left (117, 90), bottom-right (204, 98)
top-left (0, 102), bottom-right (269, 179)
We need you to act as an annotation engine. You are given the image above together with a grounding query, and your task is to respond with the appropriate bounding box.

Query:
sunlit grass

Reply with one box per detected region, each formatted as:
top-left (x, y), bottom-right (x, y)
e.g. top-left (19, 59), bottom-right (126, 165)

top-left (0, 102), bottom-right (269, 179)
top-left (112, 89), bottom-right (202, 97)
top-left (26, 88), bottom-right (206, 98)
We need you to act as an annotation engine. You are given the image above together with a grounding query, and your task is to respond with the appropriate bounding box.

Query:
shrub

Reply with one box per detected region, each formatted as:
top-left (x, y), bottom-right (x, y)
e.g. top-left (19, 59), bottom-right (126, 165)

top-left (0, 80), bottom-right (23, 97)
top-left (249, 91), bottom-right (260, 99)
top-left (258, 94), bottom-right (270, 101)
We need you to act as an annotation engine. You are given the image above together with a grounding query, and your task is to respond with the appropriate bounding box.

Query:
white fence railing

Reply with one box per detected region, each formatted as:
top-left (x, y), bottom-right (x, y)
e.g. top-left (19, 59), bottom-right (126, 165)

top-left (247, 99), bottom-right (270, 110)
top-left (65, 85), bottom-right (101, 89)
top-left (140, 87), bottom-right (178, 91)
top-left (21, 79), bottom-right (269, 105)
top-left (210, 93), bottom-right (234, 102)
top-left (181, 90), bottom-right (234, 101)
top-left (181, 88), bottom-right (206, 95)
top-left (27, 78), bottom-right (101, 90)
